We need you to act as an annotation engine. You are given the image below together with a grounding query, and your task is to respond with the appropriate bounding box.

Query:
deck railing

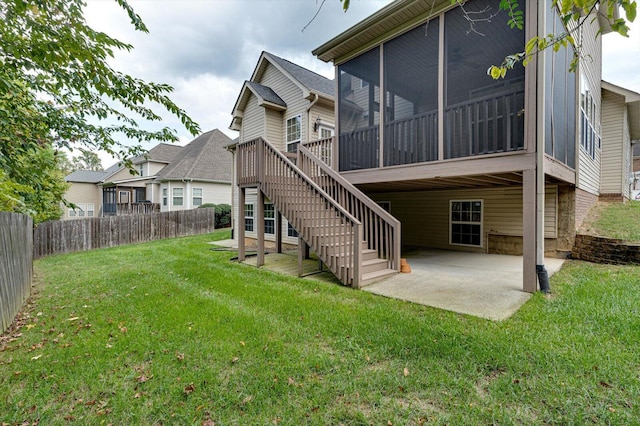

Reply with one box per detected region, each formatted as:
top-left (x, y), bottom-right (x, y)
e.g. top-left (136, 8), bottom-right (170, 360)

top-left (298, 144), bottom-right (401, 272)
top-left (238, 138), bottom-right (363, 287)
top-left (338, 88), bottom-right (525, 171)
top-left (303, 137), bottom-right (333, 167)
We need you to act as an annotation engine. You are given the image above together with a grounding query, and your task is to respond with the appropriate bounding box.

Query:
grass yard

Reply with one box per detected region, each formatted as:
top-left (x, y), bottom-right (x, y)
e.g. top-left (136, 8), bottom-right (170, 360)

top-left (580, 201), bottom-right (640, 241)
top-left (1, 230), bottom-right (639, 424)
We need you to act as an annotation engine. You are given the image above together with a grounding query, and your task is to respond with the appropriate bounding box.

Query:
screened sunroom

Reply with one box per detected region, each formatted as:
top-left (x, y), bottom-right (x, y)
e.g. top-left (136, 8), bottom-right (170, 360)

top-left (336, 0), bottom-right (527, 172)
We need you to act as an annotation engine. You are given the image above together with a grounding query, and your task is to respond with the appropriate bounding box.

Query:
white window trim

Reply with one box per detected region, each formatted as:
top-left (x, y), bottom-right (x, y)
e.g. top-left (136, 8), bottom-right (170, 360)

top-left (172, 187), bottom-right (184, 206)
top-left (264, 203), bottom-right (275, 235)
top-left (449, 199), bottom-right (483, 248)
top-left (286, 115), bottom-right (302, 152)
top-left (244, 203), bottom-right (255, 232)
top-left (192, 187), bottom-right (203, 206)
top-left (162, 188), bottom-right (168, 206)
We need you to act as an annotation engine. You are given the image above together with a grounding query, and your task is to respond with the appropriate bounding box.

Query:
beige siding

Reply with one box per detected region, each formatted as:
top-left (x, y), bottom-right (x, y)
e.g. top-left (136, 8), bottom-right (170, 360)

top-left (242, 190), bottom-right (299, 245)
top-left (242, 95), bottom-right (264, 142)
top-left (623, 111), bottom-right (632, 199)
top-left (62, 182), bottom-right (102, 220)
top-left (260, 64), bottom-right (308, 144)
top-left (148, 161), bottom-right (168, 176)
top-left (309, 102), bottom-right (335, 141)
top-left (369, 186), bottom-right (558, 252)
top-left (600, 90), bottom-right (626, 194)
top-left (265, 108), bottom-right (284, 150)
top-left (576, 14), bottom-right (602, 195)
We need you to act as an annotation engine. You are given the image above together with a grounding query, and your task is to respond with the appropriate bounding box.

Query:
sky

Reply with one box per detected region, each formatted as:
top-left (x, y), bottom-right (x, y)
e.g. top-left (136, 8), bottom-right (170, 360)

top-left (83, 0), bottom-right (640, 167)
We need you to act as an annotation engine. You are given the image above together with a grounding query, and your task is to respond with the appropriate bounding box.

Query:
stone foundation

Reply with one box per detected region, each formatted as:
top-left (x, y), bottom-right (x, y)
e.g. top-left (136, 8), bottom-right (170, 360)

top-left (572, 234), bottom-right (640, 265)
top-left (487, 234), bottom-right (567, 258)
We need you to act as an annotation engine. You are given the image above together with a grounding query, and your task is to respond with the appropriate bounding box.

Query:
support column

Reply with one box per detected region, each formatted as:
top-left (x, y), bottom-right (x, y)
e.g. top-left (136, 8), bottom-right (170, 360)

top-left (276, 210), bottom-right (283, 254)
top-left (256, 190), bottom-right (265, 267)
top-left (523, 168), bottom-right (537, 293)
top-left (238, 188), bottom-right (246, 261)
top-left (297, 237), bottom-right (310, 277)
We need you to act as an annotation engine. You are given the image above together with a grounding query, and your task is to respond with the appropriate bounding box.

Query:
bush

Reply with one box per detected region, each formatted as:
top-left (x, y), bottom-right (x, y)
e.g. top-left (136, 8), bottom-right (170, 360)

top-left (198, 203), bottom-right (216, 209)
top-left (214, 204), bottom-right (231, 228)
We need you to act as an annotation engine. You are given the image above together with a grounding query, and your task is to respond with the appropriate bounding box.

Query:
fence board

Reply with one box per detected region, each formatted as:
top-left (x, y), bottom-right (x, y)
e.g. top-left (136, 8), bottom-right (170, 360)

top-left (33, 209), bottom-right (215, 259)
top-left (0, 212), bottom-right (33, 333)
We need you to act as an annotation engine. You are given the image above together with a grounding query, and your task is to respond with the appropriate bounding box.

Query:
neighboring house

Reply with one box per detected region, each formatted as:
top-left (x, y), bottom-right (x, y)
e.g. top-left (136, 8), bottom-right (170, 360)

top-left (156, 129), bottom-right (233, 212)
top-left (234, 0), bottom-right (638, 291)
top-left (63, 129), bottom-right (233, 218)
top-left (600, 81), bottom-right (640, 201)
top-left (227, 51), bottom-right (335, 247)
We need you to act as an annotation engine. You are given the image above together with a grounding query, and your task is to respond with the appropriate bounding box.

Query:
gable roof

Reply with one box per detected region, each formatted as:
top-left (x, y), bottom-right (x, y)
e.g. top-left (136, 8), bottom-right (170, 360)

top-left (132, 143), bottom-right (183, 164)
top-left (65, 169), bottom-right (109, 183)
top-left (230, 51), bottom-right (334, 130)
top-left (261, 52), bottom-right (334, 99)
top-left (156, 129), bottom-right (233, 183)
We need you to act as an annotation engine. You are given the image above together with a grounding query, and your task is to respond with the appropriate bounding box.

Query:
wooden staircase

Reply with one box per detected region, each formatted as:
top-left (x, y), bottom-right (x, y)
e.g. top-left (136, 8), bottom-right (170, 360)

top-left (237, 137), bottom-right (400, 288)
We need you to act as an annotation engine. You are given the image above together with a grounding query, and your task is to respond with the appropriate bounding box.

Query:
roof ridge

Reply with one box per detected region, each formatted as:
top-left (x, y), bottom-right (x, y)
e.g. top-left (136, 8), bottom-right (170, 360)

top-left (264, 51), bottom-right (333, 83)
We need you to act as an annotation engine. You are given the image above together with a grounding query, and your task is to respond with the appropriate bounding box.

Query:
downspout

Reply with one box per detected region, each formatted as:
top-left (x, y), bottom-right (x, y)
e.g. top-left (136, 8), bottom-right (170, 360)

top-left (306, 93), bottom-right (319, 143)
top-left (536, 0), bottom-right (550, 293)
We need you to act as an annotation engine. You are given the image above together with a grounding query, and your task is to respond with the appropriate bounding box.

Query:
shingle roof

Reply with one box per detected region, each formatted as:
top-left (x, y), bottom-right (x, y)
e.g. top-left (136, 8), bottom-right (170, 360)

top-left (156, 129), bottom-right (233, 182)
top-left (65, 169), bottom-right (109, 183)
top-left (247, 81), bottom-right (287, 107)
top-left (264, 52), bottom-right (334, 98)
top-left (132, 143), bottom-right (183, 164)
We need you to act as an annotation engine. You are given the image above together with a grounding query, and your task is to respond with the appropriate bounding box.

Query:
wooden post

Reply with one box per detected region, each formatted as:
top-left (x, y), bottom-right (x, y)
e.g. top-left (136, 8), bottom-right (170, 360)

top-left (523, 168), bottom-right (537, 293)
top-left (238, 188), bottom-right (246, 262)
top-left (276, 210), bottom-right (282, 254)
top-left (256, 190), bottom-right (265, 267)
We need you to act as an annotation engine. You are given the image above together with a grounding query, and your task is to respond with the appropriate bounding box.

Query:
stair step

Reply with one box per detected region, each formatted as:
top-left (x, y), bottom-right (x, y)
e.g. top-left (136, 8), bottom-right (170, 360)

top-left (362, 258), bottom-right (389, 275)
top-left (360, 269), bottom-right (398, 287)
top-left (361, 248), bottom-right (378, 261)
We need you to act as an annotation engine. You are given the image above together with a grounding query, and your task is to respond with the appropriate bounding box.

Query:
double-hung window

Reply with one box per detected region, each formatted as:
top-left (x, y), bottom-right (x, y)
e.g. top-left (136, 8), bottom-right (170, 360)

top-left (286, 115), bottom-right (302, 153)
top-left (580, 78), bottom-right (600, 160)
top-left (264, 203), bottom-right (275, 235)
top-left (450, 200), bottom-right (483, 247)
top-left (244, 203), bottom-right (254, 232)
top-left (192, 188), bottom-right (203, 206)
top-left (162, 188), bottom-right (167, 206)
top-left (287, 222), bottom-right (298, 238)
top-left (172, 188), bottom-right (183, 206)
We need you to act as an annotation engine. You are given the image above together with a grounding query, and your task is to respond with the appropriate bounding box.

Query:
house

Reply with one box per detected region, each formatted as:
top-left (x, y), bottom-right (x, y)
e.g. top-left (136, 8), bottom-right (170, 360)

top-left (227, 51), bottom-right (335, 247)
top-left (63, 129), bottom-right (233, 218)
top-left (234, 0), bottom-right (637, 291)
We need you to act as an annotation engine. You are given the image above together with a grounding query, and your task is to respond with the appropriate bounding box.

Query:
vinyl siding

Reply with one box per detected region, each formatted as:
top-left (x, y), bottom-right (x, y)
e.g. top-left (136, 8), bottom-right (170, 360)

top-left (265, 108), bottom-right (284, 149)
top-left (309, 102), bottom-right (335, 141)
top-left (260, 63), bottom-right (308, 144)
top-left (368, 186), bottom-right (558, 252)
top-left (62, 182), bottom-right (102, 220)
top-left (576, 14), bottom-right (602, 195)
top-left (242, 95), bottom-right (264, 142)
top-left (623, 111), bottom-right (632, 199)
top-left (600, 90), bottom-right (625, 194)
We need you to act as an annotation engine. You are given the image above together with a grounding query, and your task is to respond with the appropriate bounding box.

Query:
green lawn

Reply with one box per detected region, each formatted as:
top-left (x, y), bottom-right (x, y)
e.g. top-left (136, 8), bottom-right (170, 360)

top-left (1, 230), bottom-right (639, 424)
top-left (581, 201), bottom-right (640, 241)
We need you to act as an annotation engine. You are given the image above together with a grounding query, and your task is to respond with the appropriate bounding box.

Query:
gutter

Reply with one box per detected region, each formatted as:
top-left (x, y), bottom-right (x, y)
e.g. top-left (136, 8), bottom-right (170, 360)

top-left (306, 93), bottom-right (320, 143)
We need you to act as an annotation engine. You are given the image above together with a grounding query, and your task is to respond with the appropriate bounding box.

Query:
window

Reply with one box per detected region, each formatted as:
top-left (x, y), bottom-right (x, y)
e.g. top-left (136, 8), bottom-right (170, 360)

top-left (69, 208), bottom-right (77, 217)
top-left (319, 126), bottom-right (334, 139)
top-left (77, 203), bottom-right (86, 217)
top-left (172, 188), bottom-right (183, 206)
top-left (244, 203), bottom-right (254, 232)
top-left (138, 164), bottom-right (144, 176)
top-left (450, 200), bottom-right (483, 247)
top-left (580, 78), bottom-right (600, 160)
top-left (119, 191), bottom-right (130, 204)
top-left (86, 203), bottom-right (95, 217)
top-left (287, 222), bottom-right (298, 238)
top-left (69, 203), bottom-right (94, 218)
top-left (192, 188), bottom-right (203, 206)
top-left (286, 115), bottom-right (302, 153)
top-left (264, 203), bottom-right (275, 235)
top-left (162, 188), bottom-right (167, 206)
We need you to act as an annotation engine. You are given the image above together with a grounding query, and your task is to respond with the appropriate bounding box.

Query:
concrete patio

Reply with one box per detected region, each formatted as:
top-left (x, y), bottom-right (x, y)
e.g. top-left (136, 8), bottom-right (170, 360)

top-left (212, 239), bottom-right (565, 321)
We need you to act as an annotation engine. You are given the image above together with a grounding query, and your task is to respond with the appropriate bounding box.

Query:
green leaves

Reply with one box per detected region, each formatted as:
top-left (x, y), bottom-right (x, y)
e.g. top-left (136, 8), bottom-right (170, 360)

top-left (0, 0), bottom-right (201, 220)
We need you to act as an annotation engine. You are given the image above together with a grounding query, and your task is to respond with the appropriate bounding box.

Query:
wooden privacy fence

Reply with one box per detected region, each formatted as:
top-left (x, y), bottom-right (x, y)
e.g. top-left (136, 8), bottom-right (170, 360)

top-left (33, 208), bottom-right (215, 259)
top-left (0, 212), bottom-right (33, 333)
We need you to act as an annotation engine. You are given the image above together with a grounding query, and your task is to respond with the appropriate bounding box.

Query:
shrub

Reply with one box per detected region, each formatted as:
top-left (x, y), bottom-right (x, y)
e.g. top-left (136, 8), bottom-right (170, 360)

top-left (198, 203), bottom-right (216, 209)
top-left (214, 204), bottom-right (231, 228)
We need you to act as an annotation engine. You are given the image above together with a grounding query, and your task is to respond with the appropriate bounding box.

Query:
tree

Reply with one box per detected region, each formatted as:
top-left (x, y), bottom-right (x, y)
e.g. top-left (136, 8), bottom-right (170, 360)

top-left (0, 0), bottom-right (200, 221)
top-left (71, 149), bottom-right (103, 172)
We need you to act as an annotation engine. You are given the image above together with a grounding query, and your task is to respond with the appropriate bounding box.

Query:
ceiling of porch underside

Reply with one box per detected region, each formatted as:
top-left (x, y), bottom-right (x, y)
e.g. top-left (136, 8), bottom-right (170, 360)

top-left (354, 172), bottom-right (569, 194)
